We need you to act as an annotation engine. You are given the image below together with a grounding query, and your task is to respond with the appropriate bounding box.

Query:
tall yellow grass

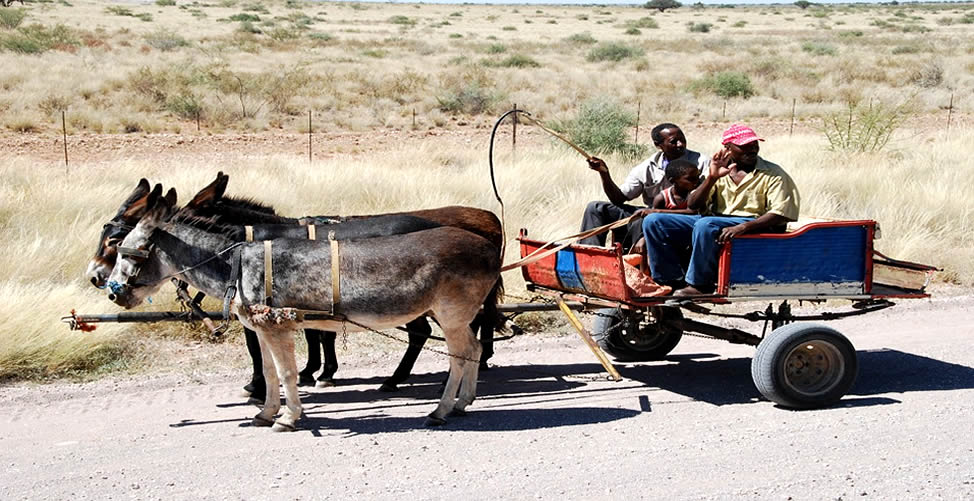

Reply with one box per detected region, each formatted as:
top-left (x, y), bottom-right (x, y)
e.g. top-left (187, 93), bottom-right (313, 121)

top-left (0, 124), bottom-right (971, 380)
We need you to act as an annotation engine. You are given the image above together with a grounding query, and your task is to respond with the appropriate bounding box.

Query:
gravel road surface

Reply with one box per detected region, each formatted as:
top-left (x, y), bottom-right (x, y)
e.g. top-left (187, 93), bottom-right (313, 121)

top-left (2, 292), bottom-right (972, 500)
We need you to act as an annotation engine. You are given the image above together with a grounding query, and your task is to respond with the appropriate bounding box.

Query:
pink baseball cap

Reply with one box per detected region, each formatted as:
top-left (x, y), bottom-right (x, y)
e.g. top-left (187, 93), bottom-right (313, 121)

top-left (721, 124), bottom-right (765, 146)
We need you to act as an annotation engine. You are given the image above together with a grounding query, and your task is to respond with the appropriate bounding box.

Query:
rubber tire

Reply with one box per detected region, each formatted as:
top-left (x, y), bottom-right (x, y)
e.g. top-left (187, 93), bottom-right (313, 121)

top-left (591, 307), bottom-right (683, 362)
top-left (751, 323), bottom-right (857, 409)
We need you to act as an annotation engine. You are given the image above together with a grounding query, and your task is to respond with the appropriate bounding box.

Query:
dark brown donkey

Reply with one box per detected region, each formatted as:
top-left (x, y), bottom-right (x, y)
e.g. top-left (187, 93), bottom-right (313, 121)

top-left (106, 190), bottom-right (500, 431)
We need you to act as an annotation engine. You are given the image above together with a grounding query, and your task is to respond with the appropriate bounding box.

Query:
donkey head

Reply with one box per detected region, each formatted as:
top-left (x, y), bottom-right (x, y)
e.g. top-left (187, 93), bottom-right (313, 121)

top-left (86, 179), bottom-right (154, 288)
top-left (106, 187), bottom-right (178, 309)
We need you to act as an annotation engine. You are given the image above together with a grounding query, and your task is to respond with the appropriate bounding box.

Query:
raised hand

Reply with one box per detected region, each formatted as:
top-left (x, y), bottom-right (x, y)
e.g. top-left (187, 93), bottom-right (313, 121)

top-left (587, 156), bottom-right (608, 174)
top-left (709, 148), bottom-right (736, 179)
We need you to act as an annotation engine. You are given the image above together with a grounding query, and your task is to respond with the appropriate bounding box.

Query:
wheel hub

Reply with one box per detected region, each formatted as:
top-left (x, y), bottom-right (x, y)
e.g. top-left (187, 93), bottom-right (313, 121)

top-left (782, 341), bottom-right (845, 397)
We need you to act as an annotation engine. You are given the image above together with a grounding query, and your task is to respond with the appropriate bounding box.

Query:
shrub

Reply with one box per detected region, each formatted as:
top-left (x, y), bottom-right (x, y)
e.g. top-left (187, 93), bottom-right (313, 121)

top-left (388, 15), bottom-right (415, 26)
top-left (0, 8), bottom-right (27, 30)
top-left (891, 44), bottom-right (920, 54)
top-left (0, 24), bottom-right (78, 54)
top-left (564, 32), bottom-right (597, 44)
top-left (437, 84), bottom-right (497, 114)
top-left (690, 71), bottom-right (755, 98)
top-left (644, 0), bottom-right (682, 13)
top-left (308, 32), bottom-right (333, 44)
top-left (229, 13), bottom-right (260, 22)
top-left (501, 25), bottom-right (516, 31)
top-left (586, 42), bottom-right (644, 62)
top-left (156, 0), bottom-right (177, 6)
top-left (625, 27), bottom-right (641, 35)
top-left (629, 16), bottom-right (659, 29)
top-left (550, 97), bottom-right (647, 159)
top-left (165, 93), bottom-right (203, 119)
top-left (733, 20), bottom-right (747, 27)
top-left (908, 61), bottom-right (943, 88)
top-left (144, 29), bottom-right (188, 51)
top-left (687, 22), bottom-right (712, 32)
top-left (488, 54), bottom-right (540, 68)
top-left (801, 41), bottom-right (837, 56)
top-left (822, 99), bottom-right (911, 152)
top-left (486, 43), bottom-right (506, 54)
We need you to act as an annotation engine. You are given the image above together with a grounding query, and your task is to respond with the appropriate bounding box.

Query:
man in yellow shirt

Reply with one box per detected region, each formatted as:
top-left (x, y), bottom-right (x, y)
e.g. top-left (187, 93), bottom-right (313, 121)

top-left (641, 124), bottom-right (800, 296)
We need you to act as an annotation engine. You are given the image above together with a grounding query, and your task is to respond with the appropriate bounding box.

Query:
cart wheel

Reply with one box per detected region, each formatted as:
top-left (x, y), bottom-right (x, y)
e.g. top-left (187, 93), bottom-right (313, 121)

top-left (591, 307), bottom-right (683, 362)
top-left (751, 323), bottom-right (857, 409)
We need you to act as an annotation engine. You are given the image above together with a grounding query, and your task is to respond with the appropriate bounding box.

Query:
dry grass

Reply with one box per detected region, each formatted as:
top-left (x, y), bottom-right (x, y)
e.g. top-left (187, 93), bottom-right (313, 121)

top-left (0, 1), bottom-right (971, 133)
top-left (1, 123), bottom-right (972, 380)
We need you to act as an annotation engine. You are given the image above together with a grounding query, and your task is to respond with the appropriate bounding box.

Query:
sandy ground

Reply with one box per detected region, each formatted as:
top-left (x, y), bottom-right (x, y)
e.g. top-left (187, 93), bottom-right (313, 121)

top-left (1, 287), bottom-right (972, 500)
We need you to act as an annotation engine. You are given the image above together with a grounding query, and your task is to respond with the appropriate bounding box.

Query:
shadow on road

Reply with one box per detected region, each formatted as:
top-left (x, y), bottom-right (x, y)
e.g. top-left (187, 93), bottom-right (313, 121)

top-left (175, 348), bottom-right (974, 433)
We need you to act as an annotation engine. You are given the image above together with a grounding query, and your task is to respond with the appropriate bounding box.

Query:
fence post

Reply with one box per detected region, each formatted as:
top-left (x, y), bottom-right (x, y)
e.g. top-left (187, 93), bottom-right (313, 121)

top-left (308, 110), bottom-right (312, 163)
top-left (511, 103), bottom-right (517, 165)
top-left (789, 98), bottom-right (796, 137)
top-left (722, 101), bottom-right (726, 120)
top-left (412, 109), bottom-right (416, 129)
top-left (196, 109), bottom-right (201, 133)
top-left (634, 100), bottom-right (641, 144)
top-left (62, 110), bottom-right (68, 173)
top-left (946, 92), bottom-right (954, 140)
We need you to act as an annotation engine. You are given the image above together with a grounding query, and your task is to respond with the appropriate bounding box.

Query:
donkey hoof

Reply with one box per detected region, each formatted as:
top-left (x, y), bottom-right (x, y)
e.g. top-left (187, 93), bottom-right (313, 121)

top-left (424, 414), bottom-right (447, 427)
top-left (448, 408), bottom-right (467, 417)
top-left (297, 374), bottom-right (316, 387)
top-left (378, 382), bottom-right (400, 393)
top-left (315, 379), bottom-right (336, 388)
top-left (271, 421), bottom-right (297, 433)
top-left (247, 397), bottom-right (265, 407)
top-left (252, 415), bottom-right (274, 427)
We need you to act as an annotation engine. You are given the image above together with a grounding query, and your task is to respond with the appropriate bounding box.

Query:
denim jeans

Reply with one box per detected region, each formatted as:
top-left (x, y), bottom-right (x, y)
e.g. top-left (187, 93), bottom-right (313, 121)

top-left (641, 214), bottom-right (754, 288)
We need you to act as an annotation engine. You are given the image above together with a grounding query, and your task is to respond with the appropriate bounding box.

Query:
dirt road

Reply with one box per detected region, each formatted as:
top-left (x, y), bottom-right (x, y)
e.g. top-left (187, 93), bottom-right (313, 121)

top-left (2, 291), bottom-right (973, 500)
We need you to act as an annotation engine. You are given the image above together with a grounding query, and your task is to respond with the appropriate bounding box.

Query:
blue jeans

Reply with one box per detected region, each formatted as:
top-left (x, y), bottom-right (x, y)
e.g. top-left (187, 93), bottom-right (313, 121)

top-left (641, 214), bottom-right (754, 289)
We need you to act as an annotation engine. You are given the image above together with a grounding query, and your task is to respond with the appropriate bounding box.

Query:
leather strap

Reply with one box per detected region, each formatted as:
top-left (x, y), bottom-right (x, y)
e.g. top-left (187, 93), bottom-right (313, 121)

top-left (244, 226), bottom-right (254, 242)
top-left (223, 247), bottom-right (241, 320)
top-left (308, 225), bottom-right (316, 241)
top-left (263, 240), bottom-right (273, 305)
top-left (329, 230), bottom-right (339, 314)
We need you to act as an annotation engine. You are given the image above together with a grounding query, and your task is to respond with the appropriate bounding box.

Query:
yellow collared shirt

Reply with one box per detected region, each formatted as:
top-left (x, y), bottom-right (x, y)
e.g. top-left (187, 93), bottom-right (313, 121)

top-left (703, 157), bottom-right (800, 220)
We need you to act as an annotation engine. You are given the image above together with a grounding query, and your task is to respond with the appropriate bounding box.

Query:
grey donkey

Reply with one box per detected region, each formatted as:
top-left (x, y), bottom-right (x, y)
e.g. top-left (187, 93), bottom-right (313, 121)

top-left (105, 188), bottom-right (501, 431)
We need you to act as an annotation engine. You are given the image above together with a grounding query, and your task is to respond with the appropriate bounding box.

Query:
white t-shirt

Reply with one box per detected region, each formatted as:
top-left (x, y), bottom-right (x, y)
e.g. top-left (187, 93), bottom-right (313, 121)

top-left (619, 150), bottom-right (708, 205)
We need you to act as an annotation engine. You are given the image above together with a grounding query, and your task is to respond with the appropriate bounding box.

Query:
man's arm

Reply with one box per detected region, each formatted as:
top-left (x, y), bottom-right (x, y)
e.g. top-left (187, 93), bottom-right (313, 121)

top-left (588, 157), bottom-right (629, 206)
top-left (716, 213), bottom-right (791, 243)
top-left (688, 149), bottom-right (732, 210)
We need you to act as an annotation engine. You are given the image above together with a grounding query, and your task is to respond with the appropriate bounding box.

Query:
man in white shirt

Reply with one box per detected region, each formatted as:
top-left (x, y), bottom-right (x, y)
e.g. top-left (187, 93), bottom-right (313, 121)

top-left (579, 123), bottom-right (708, 248)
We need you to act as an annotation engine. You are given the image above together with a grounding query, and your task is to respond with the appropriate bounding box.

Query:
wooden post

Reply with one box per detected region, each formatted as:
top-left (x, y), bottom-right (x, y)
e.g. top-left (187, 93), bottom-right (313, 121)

top-left (557, 298), bottom-right (622, 382)
top-left (946, 92), bottom-right (954, 139)
top-left (61, 110), bottom-right (68, 173)
top-left (722, 101), bottom-right (726, 119)
top-left (412, 108), bottom-right (416, 129)
top-left (511, 103), bottom-right (517, 165)
top-left (789, 98), bottom-right (796, 136)
top-left (308, 110), bottom-right (312, 163)
top-left (196, 109), bottom-right (200, 132)
top-left (634, 100), bottom-right (641, 144)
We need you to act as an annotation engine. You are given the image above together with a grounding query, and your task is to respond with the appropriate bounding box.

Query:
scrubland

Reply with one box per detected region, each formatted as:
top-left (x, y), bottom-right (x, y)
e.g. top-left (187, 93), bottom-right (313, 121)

top-left (1, 0), bottom-right (972, 380)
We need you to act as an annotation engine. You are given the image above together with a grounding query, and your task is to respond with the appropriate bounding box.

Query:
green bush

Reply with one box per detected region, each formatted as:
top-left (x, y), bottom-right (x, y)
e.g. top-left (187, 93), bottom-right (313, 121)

top-left (687, 22), bottom-right (712, 32)
top-left (229, 13), bottom-right (260, 22)
top-left (156, 0), bottom-right (177, 6)
top-left (586, 42), bottom-right (644, 62)
top-left (801, 41), bottom-right (837, 56)
top-left (564, 32), bottom-right (597, 44)
top-left (388, 15), bottom-right (415, 26)
top-left (625, 27), bottom-right (641, 35)
top-left (144, 29), bottom-right (188, 51)
top-left (822, 99), bottom-right (911, 152)
top-left (629, 16), bottom-right (659, 29)
top-left (165, 93), bottom-right (202, 119)
top-left (485, 53), bottom-right (540, 68)
top-left (0, 8), bottom-right (27, 30)
top-left (0, 24), bottom-right (78, 54)
top-left (550, 97), bottom-right (647, 159)
top-left (690, 71), bottom-right (755, 98)
top-left (437, 83), bottom-right (498, 115)
top-left (486, 43), bottom-right (506, 54)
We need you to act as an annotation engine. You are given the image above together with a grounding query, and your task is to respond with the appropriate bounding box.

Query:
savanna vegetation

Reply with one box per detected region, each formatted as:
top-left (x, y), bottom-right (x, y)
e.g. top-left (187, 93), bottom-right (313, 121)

top-left (1, 0), bottom-right (972, 381)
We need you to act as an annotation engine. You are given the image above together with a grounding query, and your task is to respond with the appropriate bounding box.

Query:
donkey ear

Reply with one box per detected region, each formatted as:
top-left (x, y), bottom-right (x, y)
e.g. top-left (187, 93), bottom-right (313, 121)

top-left (164, 188), bottom-right (177, 207)
top-left (115, 178), bottom-right (153, 216)
top-left (185, 174), bottom-right (226, 210)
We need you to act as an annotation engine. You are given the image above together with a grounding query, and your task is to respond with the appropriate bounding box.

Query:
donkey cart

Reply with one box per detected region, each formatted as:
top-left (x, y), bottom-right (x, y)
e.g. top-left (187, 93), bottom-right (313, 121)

top-left (514, 219), bottom-right (937, 410)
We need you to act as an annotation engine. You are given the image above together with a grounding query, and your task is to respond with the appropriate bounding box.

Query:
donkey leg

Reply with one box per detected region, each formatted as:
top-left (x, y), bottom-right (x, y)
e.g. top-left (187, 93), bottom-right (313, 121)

top-left (263, 330), bottom-right (303, 432)
top-left (316, 331), bottom-right (338, 388)
top-left (298, 329), bottom-right (321, 386)
top-left (380, 318), bottom-right (431, 392)
top-left (244, 328), bottom-right (266, 402)
top-left (426, 356), bottom-right (463, 426)
top-left (450, 325), bottom-right (482, 415)
top-left (252, 330), bottom-right (281, 427)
